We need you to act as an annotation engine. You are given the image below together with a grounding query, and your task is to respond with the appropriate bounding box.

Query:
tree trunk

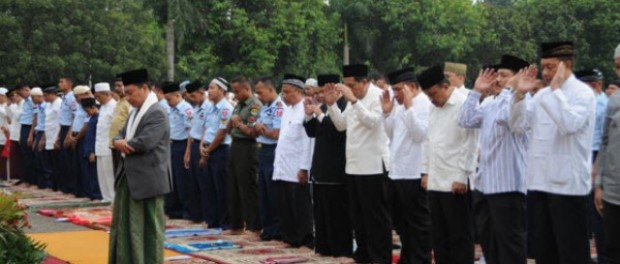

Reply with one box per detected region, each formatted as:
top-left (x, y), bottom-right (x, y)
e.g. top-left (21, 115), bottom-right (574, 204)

top-left (166, 18), bottom-right (175, 81)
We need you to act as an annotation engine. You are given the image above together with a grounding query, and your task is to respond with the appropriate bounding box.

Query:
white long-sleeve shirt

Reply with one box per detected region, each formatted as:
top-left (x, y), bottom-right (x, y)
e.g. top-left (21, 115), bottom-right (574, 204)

top-left (510, 74), bottom-right (596, 195)
top-left (423, 89), bottom-right (479, 192)
top-left (44, 98), bottom-right (62, 150)
top-left (273, 99), bottom-right (312, 183)
top-left (329, 84), bottom-right (390, 175)
top-left (7, 101), bottom-right (23, 141)
top-left (384, 92), bottom-right (431, 180)
top-left (0, 104), bottom-right (8, 144)
top-left (95, 99), bottom-right (117, 156)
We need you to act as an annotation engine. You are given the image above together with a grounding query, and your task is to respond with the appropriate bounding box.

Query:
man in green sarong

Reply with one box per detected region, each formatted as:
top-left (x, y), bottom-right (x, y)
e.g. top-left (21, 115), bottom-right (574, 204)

top-left (109, 68), bottom-right (173, 264)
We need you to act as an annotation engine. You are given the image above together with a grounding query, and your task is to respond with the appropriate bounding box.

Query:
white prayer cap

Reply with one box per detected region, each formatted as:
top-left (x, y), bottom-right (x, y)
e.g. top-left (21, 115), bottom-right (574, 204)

top-left (31, 88), bottom-right (43, 96)
top-left (0, 88), bottom-right (7, 96)
top-left (615, 44), bottom-right (620, 59)
top-left (305, 78), bottom-right (318, 87)
top-left (94, 82), bottom-right (111, 92)
top-left (73, 85), bottom-right (91, 95)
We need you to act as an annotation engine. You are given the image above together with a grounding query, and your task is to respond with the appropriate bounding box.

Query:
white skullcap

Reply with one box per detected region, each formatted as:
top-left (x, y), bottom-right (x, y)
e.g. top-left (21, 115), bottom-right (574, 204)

top-left (305, 78), bottom-right (318, 87)
top-left (615, 44), bottom-right (620, 59)
top-left (73, 85), bottom-right (91, 95)
top-left (94, 82), bottom-right (111, 92)
top-left (0, 88), bottom-right (7, 96)
top-left (31, 88), bottom-right (43, 96)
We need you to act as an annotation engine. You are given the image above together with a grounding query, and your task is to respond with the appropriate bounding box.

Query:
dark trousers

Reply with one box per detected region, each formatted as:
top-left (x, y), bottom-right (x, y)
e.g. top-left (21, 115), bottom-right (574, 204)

top-left (19, 124), bottom-right (36, 184)
top-left (204, 144), bottom-right (229, 228)
top-left (165, 140), bottom-right (191, 219)
top-left (348, 174), bottom-right (392, 264)
top-left (258, 144), bottom-right (280, 239)
top-left (428, 191), bottom-right (474, 264)
top-left (314, 182), bottom-right (353, 257)
top-left (526, 192), bottom-right (538, 258)
top-left (589, 191), bottom-right (606, 264)
top-left (82, 156), bottom-right (102, 200)
top-left (390, 179), bottom-right (431, 264)
top-left (603, 201), bottom-right (620, 264)
top-left (71, 136), bottom-right (85, 197)
top-left (474, 191), bottom-right (527, 264)
top-left (33, 131), bottom-right (46, 188)
top-left (44, 149), bottom-right (60, 190)
top-left (57, 126), bottom-right (75, 194)
top-left (0, 145), bottom-right (6, 180)
top-left (9, 140), bottom-right (24, 181)
top-left (276, 180), bottom-right (313, 248)
top-left (188, 140), bottom-right (206, 222)
top-left (529, 191), bottom-right (590, 264)
top-left (227, 139), bottom-right (261, 231)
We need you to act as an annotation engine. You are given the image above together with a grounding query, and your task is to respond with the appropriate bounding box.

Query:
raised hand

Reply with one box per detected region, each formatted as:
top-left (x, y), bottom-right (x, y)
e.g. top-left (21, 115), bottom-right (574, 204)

top-left (515, 66), bottom-right (539, 93)
top-left (550, 61), bottom-right (569, 90)
top-left (380, 88), bottom-right (394, 114)
top-left (322, 83), bottom-right (338, 106)
top-left (402, 85), bottom-right (414, 109)
top-left (474, 68), bottom-right (498, 93)
top-left (304, 98), bottom-right (314, 115)
top-left (335, 83), bottom-right (356, 102)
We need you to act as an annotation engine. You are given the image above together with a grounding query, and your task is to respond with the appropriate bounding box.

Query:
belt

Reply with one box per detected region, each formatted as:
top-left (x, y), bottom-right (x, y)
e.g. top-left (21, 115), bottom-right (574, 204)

top-left (259, 143), bottom-right (277, 148)
top-left (232, 137), bottom-right (256, 143)
top-left (171, 139), bottom-right (186, 143)
top-left (72, 132), bottom-right (79, 136)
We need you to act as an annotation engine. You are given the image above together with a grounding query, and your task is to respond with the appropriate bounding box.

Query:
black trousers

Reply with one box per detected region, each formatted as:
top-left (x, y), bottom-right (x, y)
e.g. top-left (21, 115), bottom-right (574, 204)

top-left (529, 191), bottom-right (590, 264)
top-left (165, 140), bottom-right (191, 219)
top-left (44, 149), bottom-right (61, 191)
top-left (276, 180), bottom-right (313, 248)
top-left (227, 139), bottom-right (261, 231)
top-left (71, 136), bottom-right (85, 197)
top-left (258, 144), bottom-right (280, 239)
top-left (390, 179), bottom-right (431, 264)
top-left (428, 191), bottom-right (474, 264)
top-left (33, 131), bottom-right (46, 188)
top-left (474, 191), bottom-right (526, 264)
top-left (188, 140), bottom-right (207, 223)
top-left (313, 182), bottom-right (353, 257)
top-left (603, 201), bottom-right (620, 264)
top-left (58, 126), bottom-right (75, 194)
top-left (19, 124), bottom-right (36, 184)
top-left (204, 144), bottom-right (229, 228)
top-left (348, 174), bottom-right (392, 264)
top-left (82, 156), bottom-right (102, 200)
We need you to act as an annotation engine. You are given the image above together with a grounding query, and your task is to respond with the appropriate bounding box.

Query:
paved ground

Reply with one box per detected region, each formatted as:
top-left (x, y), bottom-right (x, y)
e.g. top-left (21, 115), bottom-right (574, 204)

top-left (25, 212), bottom-right (91, 234)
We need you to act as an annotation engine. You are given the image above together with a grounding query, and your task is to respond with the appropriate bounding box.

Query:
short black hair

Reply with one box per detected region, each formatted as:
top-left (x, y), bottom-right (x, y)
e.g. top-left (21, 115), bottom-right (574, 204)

top-left (353, 76), bottom-right (368, 82)
top-left (231, 76), bottom-right (252, 91)
top-left (254, 76), bottom-right (277, 91)
top-left (369, 72), bottom-right (385, 82)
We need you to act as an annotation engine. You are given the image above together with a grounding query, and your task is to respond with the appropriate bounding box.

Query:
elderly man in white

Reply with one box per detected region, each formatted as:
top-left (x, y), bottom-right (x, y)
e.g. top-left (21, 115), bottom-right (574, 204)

top-left (94, 82), bottom-right (117, 202)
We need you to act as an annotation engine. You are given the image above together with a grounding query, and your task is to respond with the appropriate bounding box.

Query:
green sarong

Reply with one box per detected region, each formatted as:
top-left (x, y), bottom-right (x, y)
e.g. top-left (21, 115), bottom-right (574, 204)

top-left (108, 172), bottom-right (165, 264)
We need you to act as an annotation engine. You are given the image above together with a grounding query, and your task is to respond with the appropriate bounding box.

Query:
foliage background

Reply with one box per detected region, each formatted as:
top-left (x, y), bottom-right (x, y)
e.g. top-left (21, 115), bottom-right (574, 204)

top-left (1, 0), bottom-right (619, 86)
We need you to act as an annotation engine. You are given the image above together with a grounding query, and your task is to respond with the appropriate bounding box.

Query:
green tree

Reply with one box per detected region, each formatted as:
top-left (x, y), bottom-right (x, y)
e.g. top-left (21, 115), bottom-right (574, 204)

top-left (0, 0), bottom-right (166, 85)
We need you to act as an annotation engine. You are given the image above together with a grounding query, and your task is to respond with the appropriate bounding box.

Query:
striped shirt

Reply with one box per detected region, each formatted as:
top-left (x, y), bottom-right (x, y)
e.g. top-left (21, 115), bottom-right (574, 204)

top-left (458, 89), bottom-right (528, 194)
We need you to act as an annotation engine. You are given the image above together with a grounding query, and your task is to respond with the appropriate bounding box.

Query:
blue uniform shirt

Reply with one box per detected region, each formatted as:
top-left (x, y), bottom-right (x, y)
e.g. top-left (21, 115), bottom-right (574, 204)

top-left (203, 99), bottom-right (233, 145)
top-left (169, 100), bottom-right (193, 140)
top-left (35, 102), bottom-right (47, 132)
top-left (189, 100), bottom-right (211, 140)
top-left (59, 91), bottom-right (77, 126)
top-left (72, 105), bottom-right (88, 132)
top-left (158, 99), bottom-right (170, 112)
top-left (593, 92), bottom-right (608, 151)
top-left (256, 97), bottom-right (284, 144)
top-left (19, 96), bottom-right (36, 125)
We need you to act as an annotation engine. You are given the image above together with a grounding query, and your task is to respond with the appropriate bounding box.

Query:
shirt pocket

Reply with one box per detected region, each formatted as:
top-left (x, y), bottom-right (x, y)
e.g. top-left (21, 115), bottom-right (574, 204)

top-left (548, 154), bottom-right (572, 186)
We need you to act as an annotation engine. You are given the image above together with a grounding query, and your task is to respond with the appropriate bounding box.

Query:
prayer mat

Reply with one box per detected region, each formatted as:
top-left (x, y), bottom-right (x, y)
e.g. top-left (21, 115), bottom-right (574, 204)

top-left (165, 228), bottom-right (223, 238)
top-left (28, 230), bottom-right (185, 264)
top-left (165, 240), bottom-right (240, 253)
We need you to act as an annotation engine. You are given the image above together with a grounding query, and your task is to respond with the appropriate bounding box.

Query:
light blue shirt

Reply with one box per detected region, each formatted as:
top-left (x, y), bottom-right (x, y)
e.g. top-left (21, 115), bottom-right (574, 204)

top-left (59, 91), bottom-right (77, 126)
top-left (593, 92), bottom-right (608, 151)
top-left (256, 97), bottom-right (284, 145)
top-left (458, 89), bottom-right (528, 194)
top-left (72, 105), bottom-right (88, 132)
top-left (168, 100), bottom-right (192, 140)
top-left (203, 99), bottom-right (233, 145)
top-left (19, 96), bottom-right (36, 125)
top-left (35, 102), bottom-right (47, 131)
top-left (189, 100), bottom-right (211, 140)
top-left (159, 99), bottom-right (170, 112)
